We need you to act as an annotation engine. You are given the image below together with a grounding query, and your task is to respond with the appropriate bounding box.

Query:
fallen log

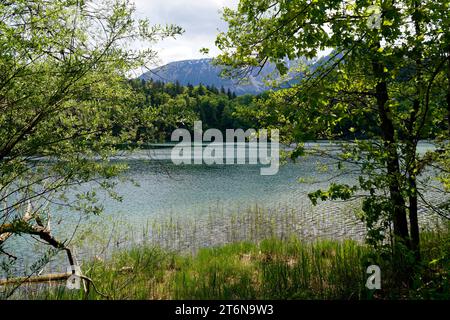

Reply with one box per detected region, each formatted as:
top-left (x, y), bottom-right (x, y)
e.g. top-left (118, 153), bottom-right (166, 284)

top-left (0, 273), bottom-right (110, 298)
top-left (0, 272), bottom-right (71, 286)
top-left (0, 265), bottom-right (135, 286)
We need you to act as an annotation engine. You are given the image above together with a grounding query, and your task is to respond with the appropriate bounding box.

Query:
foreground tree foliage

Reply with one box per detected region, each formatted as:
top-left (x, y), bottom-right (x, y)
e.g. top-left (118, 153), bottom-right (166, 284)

top-left (0, 0), bottom-right (181, 277)
top-left (216, 0), bottom-right (450, 281)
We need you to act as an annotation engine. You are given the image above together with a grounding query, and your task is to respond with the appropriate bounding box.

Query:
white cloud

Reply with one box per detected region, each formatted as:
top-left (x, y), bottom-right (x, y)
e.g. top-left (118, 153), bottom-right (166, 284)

top-left (132, 0), bottom-right (239, 66)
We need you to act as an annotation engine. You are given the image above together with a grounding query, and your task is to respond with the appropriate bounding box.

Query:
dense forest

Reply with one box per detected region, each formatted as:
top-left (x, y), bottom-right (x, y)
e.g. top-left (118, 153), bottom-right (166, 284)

top-left (126, 77), bottom-right (395, 142)
top-left (128, 79), bottom-right (248, 142)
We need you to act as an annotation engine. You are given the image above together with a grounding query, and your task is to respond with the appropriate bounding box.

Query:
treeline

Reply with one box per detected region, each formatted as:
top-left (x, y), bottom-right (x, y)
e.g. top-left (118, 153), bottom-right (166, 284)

top-left (127, 78), bottom-right (388, 142)
top-left (128, 79), bottom-right (258, 142)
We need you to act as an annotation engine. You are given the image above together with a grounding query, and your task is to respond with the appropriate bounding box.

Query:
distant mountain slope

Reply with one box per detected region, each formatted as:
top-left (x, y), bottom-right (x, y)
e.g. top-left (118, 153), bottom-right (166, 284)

top-left (139, 58), bottom-right (309, 95)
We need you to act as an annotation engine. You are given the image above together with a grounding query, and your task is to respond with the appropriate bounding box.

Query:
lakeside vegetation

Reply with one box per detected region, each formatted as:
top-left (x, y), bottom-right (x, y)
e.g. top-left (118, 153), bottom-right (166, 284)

top-left (9, 218), bottom-right (449, 300)
top-left (2, 204), bottom-right (448, 300)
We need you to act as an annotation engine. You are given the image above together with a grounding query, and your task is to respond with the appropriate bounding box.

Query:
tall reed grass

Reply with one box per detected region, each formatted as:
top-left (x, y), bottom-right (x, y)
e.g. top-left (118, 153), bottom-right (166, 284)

top-left (2, 202), bottom-right (448, 300)
top-left (7, 220), bottom-right (449, 300)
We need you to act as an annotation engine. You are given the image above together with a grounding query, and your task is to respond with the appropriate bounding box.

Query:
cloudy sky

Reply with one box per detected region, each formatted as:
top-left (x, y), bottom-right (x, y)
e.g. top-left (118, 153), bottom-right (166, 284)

top-left (133, 0), bottom-right (239, 67)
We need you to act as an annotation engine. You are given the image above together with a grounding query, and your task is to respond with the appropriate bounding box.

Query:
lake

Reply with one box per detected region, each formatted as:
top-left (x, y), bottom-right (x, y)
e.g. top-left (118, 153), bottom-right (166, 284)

top-left (4, 141), bottom-right (442, 275)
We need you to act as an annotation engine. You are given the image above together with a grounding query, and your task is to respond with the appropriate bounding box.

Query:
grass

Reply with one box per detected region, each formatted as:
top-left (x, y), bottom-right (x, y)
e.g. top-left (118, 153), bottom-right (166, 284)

top-left (172, 239), bottom-right (373, 300)
top-left (8, 221), bottom-right (449, 300)
top-left (9, 238), bottom-right (371, 300)
top-left (68, 201), bottom-right (367, 261)
top-left (1, 203), bottom-right (448, 300)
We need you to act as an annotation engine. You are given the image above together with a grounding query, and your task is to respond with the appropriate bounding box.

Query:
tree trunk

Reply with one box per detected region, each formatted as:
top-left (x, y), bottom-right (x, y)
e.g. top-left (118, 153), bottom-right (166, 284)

top-left (406, 102), bottom-right (420, 259)
top-left (405, 0), bottom-right (425, 261)
top-left (372, 61), bottom-right (410, 246)
top-left (408, 174), bottom-right (420, 259)
top-left (447, 45), bottom-right (450, 136)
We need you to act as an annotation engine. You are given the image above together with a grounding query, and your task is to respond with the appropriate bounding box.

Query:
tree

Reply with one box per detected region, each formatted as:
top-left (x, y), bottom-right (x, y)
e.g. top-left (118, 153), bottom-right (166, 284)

top-left (216, 0), bottom-right (450, 272)
top-left (0, 0), bottom-right (182, 280)
top-left (226, 88), bottom-right (233, 99)
top-left (197, 84), bottom-right (207, 96)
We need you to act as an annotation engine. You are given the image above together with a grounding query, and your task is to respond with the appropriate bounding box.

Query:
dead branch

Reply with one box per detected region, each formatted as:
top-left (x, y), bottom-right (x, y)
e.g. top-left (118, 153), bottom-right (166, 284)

top-left (0, 272), bottom-right (72, 286)
top-left (0, 272), bottom-right (110, 299)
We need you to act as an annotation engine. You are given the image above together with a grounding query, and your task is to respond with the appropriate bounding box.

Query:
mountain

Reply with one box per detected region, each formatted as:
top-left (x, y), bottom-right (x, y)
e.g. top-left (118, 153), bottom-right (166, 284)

top-left (139, 58), bottom-right (308, 95)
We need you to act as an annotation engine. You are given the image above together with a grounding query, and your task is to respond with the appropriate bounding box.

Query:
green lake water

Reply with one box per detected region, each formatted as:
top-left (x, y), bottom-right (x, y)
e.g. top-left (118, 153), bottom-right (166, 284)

top-left (4, 142), bottom-right (442, 275)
